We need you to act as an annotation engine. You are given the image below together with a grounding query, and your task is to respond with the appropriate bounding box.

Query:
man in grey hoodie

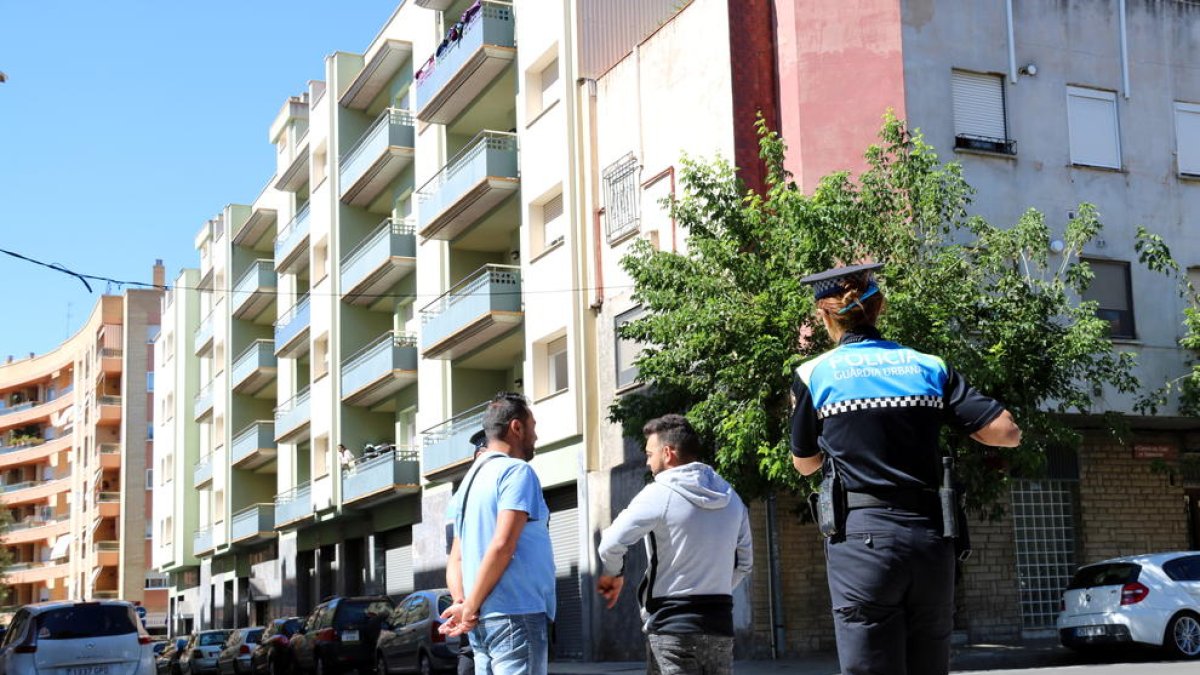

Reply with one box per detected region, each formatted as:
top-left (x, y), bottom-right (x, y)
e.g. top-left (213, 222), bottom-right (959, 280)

top-left (597, 414), bottom-right (753, 675)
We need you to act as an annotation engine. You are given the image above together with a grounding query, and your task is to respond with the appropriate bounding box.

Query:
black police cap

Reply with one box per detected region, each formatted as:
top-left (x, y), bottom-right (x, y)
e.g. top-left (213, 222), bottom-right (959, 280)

top-left (469, 429), bottom-right (487, 450)
top-left (799, 262), bottom-right (883, 300)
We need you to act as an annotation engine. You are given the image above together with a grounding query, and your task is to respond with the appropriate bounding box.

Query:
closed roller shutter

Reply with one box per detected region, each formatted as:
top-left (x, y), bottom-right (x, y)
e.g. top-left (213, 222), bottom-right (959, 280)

top-left (386, 544), bottom-right (413, 597)
top-left (546, 487), bottom-right (583, 659)
top-left (952, 70), bottom-right (1007, 140)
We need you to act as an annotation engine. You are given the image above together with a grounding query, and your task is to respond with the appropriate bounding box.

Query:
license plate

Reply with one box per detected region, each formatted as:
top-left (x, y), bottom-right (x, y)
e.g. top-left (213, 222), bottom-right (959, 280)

top-left (67, 667), bottom-right (109, 675)
top-left (1076, 626), bottom-right (1106, 637)
top-left (341, 630), bottom-right (360, 642)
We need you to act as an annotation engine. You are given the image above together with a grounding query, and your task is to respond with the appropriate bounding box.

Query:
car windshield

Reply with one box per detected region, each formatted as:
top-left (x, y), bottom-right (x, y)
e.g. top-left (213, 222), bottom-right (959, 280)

top-left (36, 605), bottom-right (138, 639)
top-left (282, 619), bottom-right (302, 636)
top-left (1067, 563), bottom-right (1141, 590)
top-left (199, 631), bottom-right (231, 646)
top-left (336, 600), bottom-right (393, 627)
top-left (246, 629), bottom-right (264, 643)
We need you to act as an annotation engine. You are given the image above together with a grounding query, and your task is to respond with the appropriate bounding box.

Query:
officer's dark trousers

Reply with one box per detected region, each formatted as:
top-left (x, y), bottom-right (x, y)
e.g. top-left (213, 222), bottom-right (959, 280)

top-left (825, 507), bottom-right (955, 675)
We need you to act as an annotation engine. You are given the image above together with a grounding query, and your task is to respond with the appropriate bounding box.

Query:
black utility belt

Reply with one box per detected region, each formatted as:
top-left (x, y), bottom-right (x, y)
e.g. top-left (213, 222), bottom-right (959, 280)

top-left (845, 490), bottom-right (939, 513)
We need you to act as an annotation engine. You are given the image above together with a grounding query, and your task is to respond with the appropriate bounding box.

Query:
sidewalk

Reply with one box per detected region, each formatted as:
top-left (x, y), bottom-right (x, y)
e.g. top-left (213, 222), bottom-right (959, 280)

top-left (548, 639), bottom-right (1074, 674)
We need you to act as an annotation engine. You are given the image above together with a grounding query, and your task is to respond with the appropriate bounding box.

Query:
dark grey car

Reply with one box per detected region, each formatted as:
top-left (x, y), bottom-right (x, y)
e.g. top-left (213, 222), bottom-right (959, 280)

top-left (375, 590), bottom-right (462, 675)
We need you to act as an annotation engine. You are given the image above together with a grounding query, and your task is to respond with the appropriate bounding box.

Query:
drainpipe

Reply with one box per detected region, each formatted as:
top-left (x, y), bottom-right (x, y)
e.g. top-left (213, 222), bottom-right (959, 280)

top-left (766, 493), bottom-right (786, 658)
top-left (1118, 0), bottom-right (1130, 98)
top-left (1005, 0), bottom-right (1017, 84)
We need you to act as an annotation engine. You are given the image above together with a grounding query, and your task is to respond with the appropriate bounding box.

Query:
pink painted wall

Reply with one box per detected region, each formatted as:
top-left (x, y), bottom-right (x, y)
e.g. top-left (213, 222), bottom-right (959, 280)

top-left (774, 0), bottom-right (908, 193)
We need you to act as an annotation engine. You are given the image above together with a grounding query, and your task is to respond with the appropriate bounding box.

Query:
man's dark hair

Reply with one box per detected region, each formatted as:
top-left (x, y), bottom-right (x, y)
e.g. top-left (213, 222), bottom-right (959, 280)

top-left (483, 392), bottom-right (532, 441)
top-left (642, 414), bottom-right (701, 461)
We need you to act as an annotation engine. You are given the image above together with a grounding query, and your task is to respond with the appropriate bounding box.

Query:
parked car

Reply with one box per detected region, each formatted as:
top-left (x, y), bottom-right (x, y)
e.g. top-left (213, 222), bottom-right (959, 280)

top-left (0, 599), bottom-right (156, 674)
top-left (290, 596), bottom-right (395, 674)
top-left (250, 617), bottom-right (304, 675)
top-left (179, 629), bottom-right (233, 675)
top-left (158, 637), bottom-right (190, 675)
top-left (1057, 551), bottom-right (1200, 658)
top-left (376, 589), bottom-right (463, 674)
top-left (217, 626), bottom-right (264, 674)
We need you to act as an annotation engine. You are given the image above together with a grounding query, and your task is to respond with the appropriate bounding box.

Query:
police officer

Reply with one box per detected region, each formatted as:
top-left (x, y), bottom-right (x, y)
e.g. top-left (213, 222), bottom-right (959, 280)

top-left (791, 263), bottom-right (1021, 675)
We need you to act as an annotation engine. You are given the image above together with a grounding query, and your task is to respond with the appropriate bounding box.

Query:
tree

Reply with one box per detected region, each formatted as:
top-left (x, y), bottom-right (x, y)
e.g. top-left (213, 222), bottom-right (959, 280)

top-left (0, 507), bottom-right (14, 607)
top-left (610, 114), bottom-right (1171, 515)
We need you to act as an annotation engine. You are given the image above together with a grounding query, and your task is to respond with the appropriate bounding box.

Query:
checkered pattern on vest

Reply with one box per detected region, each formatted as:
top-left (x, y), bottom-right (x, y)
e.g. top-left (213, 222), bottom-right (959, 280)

top-left (816, 394), bottom-right (943, 419)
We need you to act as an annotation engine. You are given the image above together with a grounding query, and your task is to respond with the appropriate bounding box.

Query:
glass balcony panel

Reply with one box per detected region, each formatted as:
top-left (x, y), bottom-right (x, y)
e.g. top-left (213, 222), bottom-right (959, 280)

top-left (230, 503), bottom-right (276, 544)
top-left (341, 219), bottom-right (417, 307)
top-left (421, 403), bottom-right (487, 480)
top-left (339, 109), bottom-right (416, 207)
top-left (274, 388), bottom-right (311, 443)
top-left (194, 313), bottom-right (214, 356)
top-left (274, 296), bottom-right (311, 358)
top-left (420, 265), bottom-right (522, 359)
top-left (274, 205), bottom-right (311, 273)
top-left (274, 482), bottom-right (313, 528)
top-left (341, 446), bottom-right (420, 507)
top-left (414, 1), bottom-right (516, 125)
top-left (193, 383), bottom-right (214, 421)
top-left (231, 340), bottom-right (278, 396)
top-left (193, 527), bottom-right (213, 556)
top-left (416, 131), bottom-right (518, 241)
top-left (341, 332), bottom-right (418, 407)
top-left (231, 421), bottom-right (277, 470)
top-left (193, 453), bottom-right (213, 487)
top-left (231, 260), bottom-right (277, 320)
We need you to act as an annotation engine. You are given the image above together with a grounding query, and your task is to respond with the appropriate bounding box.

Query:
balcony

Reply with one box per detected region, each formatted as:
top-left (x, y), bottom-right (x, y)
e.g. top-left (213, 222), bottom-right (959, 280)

top-left (274, 296), bottom-right (311, 358)
top-left (417, 131), bottom-right (518, 241)
top-left (414, 0), bottom-right (454, 9)
top-left (230, 503), bottom-right (276, 545)
top-left (1, 516), bottom-right (68, 545)
top-left (194, 313), bottom-right (215, 355)
top-left (420, 265), bottom-right (522, 360)
top-left (231, 421), bottom-right (276, 470)
top-left (97, 396), bottom-right (121, 426)
top-left (193, 527), bottom-right (214, 556)
top-left (99, 348), bottom-right (122, 378)
top-left (341, 218), bottom-right (417, 307)
top-left (99, 443), bottom-right (120, 470)
top-left (233, 205), bottom-right (278, 248)
top-left (414, 1), bottom-right (516, 125)
top-left (231, 260), bottom-right (277, 321)
top-left (341, 446), bottom-right (420, 507)
top-left (421, 403), bottom-right (487, 480)
top-left (231, 340), bottom-right (277, 396)
top-left (274, 205), bottom-right (311, 273)
top-left (4, 561), bottom-right (68, 585)
top-left (194, 453), bottom-right (213, 488)
top-left (340, 39), bottom-right (414, 110)
top-left (96, 540), bottom-right (119, 567)
top-left (275, 137), bottom-right (310, 192)
top-left (193, 383), bottom-right (214, 421)
top-left (339, 108), bottom-right (415, 207)
top-left (341, 332), bottom-right (418, 407)
top-left (274, 482), bottom-right (313, 528)
top-left (274, 389), bottom-right (311, 443)
top-left (97, 492), bottom-right (120, 518)
top-left (0, 436), bottom-right (68, 470)
top-left (0, 478), bottom-right (70, 506)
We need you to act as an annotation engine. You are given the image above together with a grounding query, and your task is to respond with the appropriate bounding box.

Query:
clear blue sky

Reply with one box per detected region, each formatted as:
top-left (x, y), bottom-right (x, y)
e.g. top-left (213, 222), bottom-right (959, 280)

top-left (0, 0), bottom-right (401, 358)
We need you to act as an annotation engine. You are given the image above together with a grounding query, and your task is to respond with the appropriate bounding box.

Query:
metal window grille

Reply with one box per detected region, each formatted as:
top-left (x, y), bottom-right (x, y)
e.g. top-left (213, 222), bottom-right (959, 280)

top-left (603, 154), bottom-right (640, 243)
top-left (1011, 479), bottom-right (1078, 629)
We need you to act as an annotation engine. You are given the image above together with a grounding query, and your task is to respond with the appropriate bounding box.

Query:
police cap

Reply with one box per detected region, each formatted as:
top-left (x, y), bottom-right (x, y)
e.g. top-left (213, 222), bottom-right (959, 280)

top-left (469, 429), bottom-right (487, 450)
top-left (799, 262), bottom-right (883, 300)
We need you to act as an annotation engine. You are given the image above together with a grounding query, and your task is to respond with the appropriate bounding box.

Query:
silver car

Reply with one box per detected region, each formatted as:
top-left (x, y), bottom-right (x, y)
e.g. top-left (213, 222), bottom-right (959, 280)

top-left (0, 600), bottom-right (156, 674)
top-left (217, 627), bottom-right (263, 675)
top-left (179, 630), bottom-right (233, 675)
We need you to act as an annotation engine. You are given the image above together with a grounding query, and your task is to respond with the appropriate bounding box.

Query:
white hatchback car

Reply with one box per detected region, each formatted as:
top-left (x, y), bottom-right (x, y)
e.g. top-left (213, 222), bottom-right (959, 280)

top-left (0, 600), bottom-right (156, 674)
top-left (1057, 551), bottom-right (1200, 658)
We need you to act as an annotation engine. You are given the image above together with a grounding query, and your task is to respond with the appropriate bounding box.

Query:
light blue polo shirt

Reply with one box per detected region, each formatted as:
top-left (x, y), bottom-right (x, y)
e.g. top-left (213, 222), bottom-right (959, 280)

top-left (447, 451), bottom-right (556, 620)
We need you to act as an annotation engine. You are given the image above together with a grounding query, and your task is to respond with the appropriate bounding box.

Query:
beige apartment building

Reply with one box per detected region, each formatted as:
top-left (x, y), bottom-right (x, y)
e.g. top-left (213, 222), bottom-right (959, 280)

top-left (1, 267), bottom-right (166, 631)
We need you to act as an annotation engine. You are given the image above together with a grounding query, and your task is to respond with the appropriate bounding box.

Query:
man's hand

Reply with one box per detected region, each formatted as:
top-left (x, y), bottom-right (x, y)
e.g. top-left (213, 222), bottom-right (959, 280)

top-left (596, 575), bottom-right (624, 609)
top-left (439, 599), bottom-right (480, 637)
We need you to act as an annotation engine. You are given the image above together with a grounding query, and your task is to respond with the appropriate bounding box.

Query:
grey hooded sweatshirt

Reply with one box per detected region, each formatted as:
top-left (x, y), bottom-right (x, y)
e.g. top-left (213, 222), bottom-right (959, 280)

top-left (598, 462), bottom-right (753, 636)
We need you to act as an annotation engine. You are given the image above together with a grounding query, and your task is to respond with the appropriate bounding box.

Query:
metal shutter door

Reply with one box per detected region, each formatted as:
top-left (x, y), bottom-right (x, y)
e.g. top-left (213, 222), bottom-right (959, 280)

top-left (1176, 103), bottom-right (1200, 176)
top-left (952, 71), bottom-right (1006, 140)
top-left (546, 488), bottom-right (583, 659)
top-left (385, 544), bottom-right (413, 597)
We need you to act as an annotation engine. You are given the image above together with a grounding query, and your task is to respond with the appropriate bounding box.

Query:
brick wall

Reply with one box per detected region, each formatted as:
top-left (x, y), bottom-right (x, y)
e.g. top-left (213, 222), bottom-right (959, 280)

top-left (956, 510), bottom-right (1022, 642)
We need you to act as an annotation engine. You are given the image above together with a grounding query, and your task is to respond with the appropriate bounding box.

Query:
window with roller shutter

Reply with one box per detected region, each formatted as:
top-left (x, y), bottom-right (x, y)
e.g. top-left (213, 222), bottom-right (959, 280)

top-left (952, 70), bottom-right (1015, 155)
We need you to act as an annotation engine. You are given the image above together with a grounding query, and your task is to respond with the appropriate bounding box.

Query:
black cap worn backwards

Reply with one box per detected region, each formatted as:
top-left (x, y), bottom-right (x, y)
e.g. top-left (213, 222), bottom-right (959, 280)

top-left (799, 262), bottom-right (883, 300)
top-left (469, 429), bottom-right (487, 450)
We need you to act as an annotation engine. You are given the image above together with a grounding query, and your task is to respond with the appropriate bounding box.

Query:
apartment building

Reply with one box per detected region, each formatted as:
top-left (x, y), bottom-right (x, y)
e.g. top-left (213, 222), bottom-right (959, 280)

top-left (1, 272), bottom-right (164, 630)
top-left (758, 0), bottom-right (1200, 647)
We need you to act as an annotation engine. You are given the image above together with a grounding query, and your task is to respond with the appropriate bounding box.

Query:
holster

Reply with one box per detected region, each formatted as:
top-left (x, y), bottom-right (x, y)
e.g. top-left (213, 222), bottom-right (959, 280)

top-left (808, 459), bottom-right (846, 540)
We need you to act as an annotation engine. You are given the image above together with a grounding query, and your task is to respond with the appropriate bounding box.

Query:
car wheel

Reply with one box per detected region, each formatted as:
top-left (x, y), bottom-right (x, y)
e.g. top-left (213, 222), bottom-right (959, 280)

top-left (1165, 611), bottom-right (1200, 659)
top-left (417, 653), bottom-right (432, 675)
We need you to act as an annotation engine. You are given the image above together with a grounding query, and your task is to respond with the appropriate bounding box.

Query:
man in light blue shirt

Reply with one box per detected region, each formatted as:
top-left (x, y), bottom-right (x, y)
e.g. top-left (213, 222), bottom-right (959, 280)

top-left (442, 392), bottom-right (556, 675)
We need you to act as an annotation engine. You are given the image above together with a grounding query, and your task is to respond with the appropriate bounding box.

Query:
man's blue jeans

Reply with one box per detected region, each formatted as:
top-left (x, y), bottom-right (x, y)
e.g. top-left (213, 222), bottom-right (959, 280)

top-left (468, 613), bottom-right (549, 675)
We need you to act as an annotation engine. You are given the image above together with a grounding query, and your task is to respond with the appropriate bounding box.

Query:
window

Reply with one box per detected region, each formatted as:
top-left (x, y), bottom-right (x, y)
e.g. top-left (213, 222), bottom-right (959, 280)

top-left (1066, 86), bottom-right (1121, 169)
top-left (214, 489), bottom-right (225, 523)
top-left (603, 154), bottom-right (640, 243)
top-left (1175, 102), bottom-right (1200, 177)
top-left (1163, 555), bottom-right (1200, 582)
top-left (145, 576), bottom-right (169, 589)
top-left (312, 333), bottom-right (329, 380)
top-left (146, 325), bottom-right (161, 344)
top-left (615, 307), bottom-right (647, 389)
top-left (146, 372), bottom-right (154, 392)
top-left (1081, 259), bottom-right (1135, 339)
top-left (145, 521), bottom-right (153, 539)
top-left (537, 191), bottom-right (565, 252)
top-left (951, 70), bottom-right (1014, 154)
top-left (526, 47), bottom-right (560, 119)
top-left (548, 337), bottom-right (568, 395)
top-left (314, 435), bottom-right (329, 478)
top-left (145, 469), bottom-right (154, 490)
top-left (1012, 479), bottom-right (1079, 629)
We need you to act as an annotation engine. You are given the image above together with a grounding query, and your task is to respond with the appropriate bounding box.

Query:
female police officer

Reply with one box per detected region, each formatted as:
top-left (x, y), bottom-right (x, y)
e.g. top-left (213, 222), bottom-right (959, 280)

top-left (791, 263), bottom-right (1021, 675)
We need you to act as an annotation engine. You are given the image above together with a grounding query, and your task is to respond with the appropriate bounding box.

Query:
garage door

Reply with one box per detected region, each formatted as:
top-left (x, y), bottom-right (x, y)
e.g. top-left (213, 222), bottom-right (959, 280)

top-left (385, 528), bottom-right (414, 597)
top-left (546, 486), bottom-right (583, 659)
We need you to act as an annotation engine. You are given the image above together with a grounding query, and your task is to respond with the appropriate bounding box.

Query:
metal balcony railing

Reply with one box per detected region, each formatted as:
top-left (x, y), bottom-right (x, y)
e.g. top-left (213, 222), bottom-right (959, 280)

top-left (231, 340), bottom-right (277, 393)
top-left (275, 296), bottom-right (311, 355)
top-left (231, 421), bottom-right (276, 467)
top-left (420, 264), bottom-right (521, 353)
top-left (274, 388), bottom-right (311, 441)
top-left (421, 403), bottom-right (488, 478)
top-left (274, 481), bottom-right (312, 528)
top-left (342, 445), bottom-right (420, 505)
top-left (414, 1), bottom-right (515, 122)
top-left (274, 205), bottom-right (311, 271)
top-left (339, 108), bottom-right (415, 205)
top-left (340, 218), bottom-right (417, 303)
top-left (416, 131), bottom-right (518, 238)
top-left (194, 453), bottom-right (213, 487)
top-left (341, 332), bottom-right (418, 402)
top-left (231, 503), bottom-right (276, 542)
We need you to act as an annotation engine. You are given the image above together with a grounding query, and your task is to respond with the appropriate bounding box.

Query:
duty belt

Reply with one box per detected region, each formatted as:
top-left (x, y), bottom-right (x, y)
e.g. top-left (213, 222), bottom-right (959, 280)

top-left (846, 490), bottom-right (939, 513)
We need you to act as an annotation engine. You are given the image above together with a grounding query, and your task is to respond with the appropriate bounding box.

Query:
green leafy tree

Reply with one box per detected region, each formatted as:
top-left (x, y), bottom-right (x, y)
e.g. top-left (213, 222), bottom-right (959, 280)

top-left (0, 508), bottom-right (14, 607)
top-left (611, 114), bottom-right (1172, 515)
